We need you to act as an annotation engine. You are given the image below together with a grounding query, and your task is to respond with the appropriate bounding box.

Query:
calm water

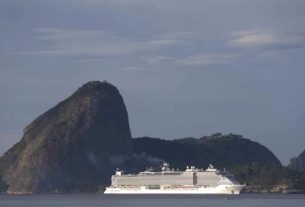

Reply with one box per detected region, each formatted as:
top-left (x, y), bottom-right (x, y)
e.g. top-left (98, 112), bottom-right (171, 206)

top-left (0, 194), bottom-right (304, 207)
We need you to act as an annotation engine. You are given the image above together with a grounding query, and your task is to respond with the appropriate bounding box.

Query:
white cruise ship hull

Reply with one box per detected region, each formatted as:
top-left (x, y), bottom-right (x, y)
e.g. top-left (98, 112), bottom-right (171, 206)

top-left (104, 184), bottom-right (245, 195)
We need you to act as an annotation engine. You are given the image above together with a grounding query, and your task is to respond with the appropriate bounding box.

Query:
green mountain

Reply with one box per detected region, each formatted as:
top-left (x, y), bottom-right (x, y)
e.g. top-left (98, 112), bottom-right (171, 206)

top-left (133, 133), bottom-right (281, 170)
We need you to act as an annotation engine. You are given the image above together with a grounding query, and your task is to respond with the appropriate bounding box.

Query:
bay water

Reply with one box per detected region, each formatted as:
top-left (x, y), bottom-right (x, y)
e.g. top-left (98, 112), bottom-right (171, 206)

top-left (0, 194), bottom-right (304, 207)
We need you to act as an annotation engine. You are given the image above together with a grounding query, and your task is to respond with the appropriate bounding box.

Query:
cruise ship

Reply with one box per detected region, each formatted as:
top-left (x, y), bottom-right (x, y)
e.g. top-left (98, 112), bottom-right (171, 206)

top-left (104, 163), bottom-right (245, 194)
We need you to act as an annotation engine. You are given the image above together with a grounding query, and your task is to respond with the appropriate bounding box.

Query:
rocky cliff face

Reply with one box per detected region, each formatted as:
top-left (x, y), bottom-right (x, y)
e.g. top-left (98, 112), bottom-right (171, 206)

top-left (0, 81), bottom-right (134, 193)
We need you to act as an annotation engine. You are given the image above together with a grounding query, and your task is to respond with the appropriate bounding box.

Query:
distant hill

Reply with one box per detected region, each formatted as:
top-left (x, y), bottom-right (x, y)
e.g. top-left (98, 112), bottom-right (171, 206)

top-left (133, 133), bottom-right (281, 170)
top-left (133, 135), bottom-right (305, 193)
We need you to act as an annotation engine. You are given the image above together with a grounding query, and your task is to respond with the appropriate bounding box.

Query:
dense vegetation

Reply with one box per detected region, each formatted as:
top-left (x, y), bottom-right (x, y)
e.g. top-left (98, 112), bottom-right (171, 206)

top-left (0, 178), bottom-right (7, 193)
top-left (231, 162), bottom-right (305, 192)
top-left (133, 133), bottom-right (281, 170)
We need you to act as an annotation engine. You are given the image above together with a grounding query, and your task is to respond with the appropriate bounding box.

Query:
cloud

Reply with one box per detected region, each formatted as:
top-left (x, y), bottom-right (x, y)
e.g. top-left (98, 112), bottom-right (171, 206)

top-left (144, 55), bottom-right (174, 64)
top-left (122, 66), bottom-right (146, 72)
top-left (175, 53), bottom-right (238, 66)
top-left (228, 29), bottom-right (305, 50)
top-left (27, 28), bottom-right (184, 57)
top-left (158, 31), bottom-right (200, 40)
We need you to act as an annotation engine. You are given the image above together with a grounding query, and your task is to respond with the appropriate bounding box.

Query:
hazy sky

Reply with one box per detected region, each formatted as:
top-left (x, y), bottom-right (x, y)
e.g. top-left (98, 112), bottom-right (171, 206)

top-left (1, 0), bottom-right (305, 164)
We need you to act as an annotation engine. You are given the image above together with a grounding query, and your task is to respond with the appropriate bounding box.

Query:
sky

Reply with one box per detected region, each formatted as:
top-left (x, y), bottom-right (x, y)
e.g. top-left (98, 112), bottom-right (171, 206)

top-left (1, 0), bottom-right (305, 164)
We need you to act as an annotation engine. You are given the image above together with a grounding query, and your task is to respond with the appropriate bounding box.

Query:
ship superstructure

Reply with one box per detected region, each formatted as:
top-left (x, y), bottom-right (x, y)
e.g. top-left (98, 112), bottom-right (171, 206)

top-left (104, 163), bottom-right (245, 194)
